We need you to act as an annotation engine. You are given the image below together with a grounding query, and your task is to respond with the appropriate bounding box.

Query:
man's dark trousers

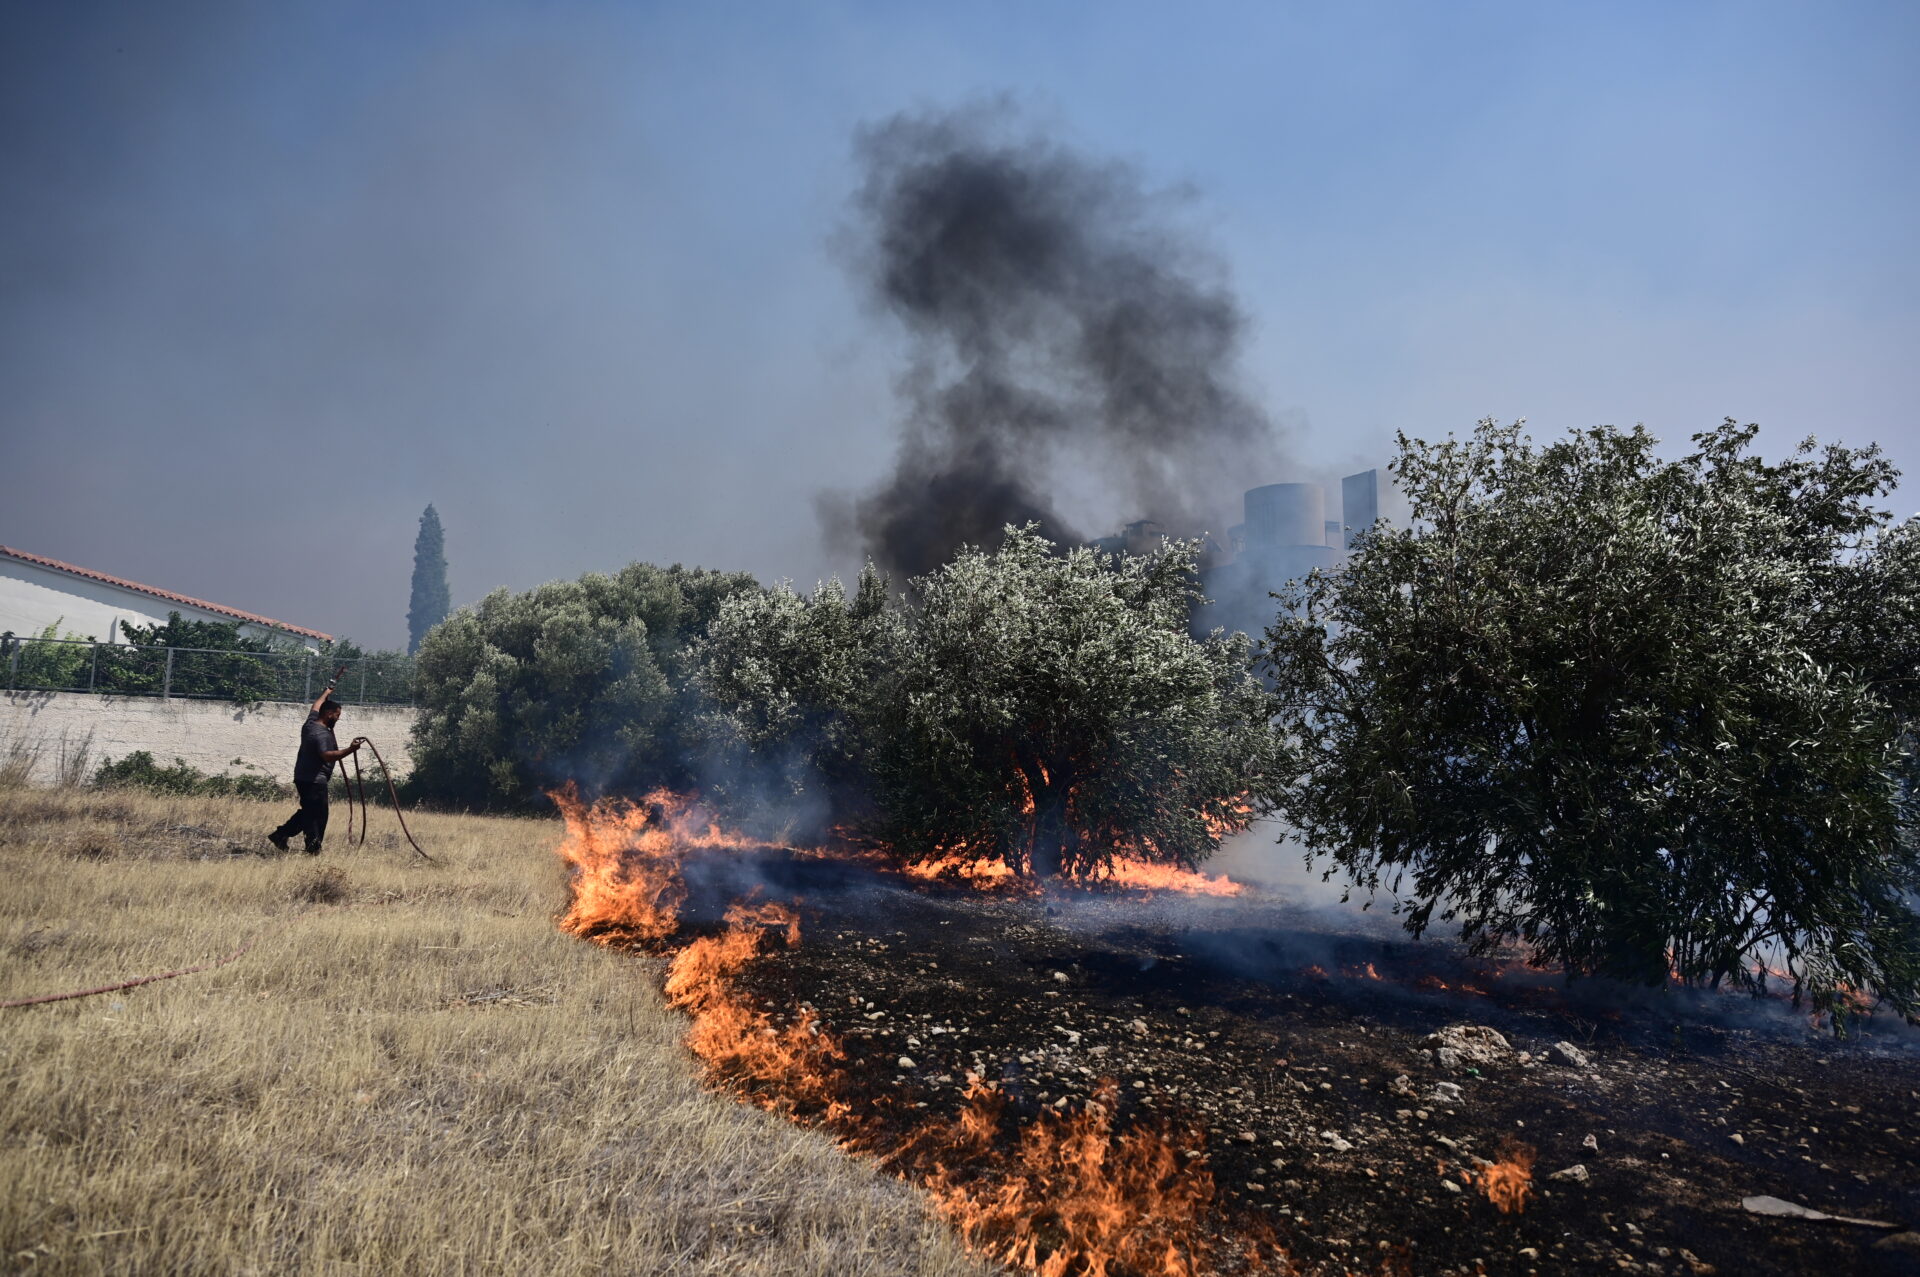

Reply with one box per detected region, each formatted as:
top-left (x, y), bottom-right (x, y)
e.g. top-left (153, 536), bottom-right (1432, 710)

top-left (271, 781), bottom-right (330, 851)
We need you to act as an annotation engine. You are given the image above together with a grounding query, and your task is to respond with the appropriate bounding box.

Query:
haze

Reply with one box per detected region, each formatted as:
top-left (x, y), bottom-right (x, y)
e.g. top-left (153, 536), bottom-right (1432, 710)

top-left (4, 1), bottom-right (1915, 649)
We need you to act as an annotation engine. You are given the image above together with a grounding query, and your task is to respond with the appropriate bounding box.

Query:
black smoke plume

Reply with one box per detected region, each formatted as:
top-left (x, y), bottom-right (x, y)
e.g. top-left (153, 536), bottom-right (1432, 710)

top-left (826, 104), bottom-right (1283, 580)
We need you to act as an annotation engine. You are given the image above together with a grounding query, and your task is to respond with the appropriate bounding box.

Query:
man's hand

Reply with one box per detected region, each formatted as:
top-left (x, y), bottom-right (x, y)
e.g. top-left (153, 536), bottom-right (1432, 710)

top-left (350, 737), bottom-right (368, 752)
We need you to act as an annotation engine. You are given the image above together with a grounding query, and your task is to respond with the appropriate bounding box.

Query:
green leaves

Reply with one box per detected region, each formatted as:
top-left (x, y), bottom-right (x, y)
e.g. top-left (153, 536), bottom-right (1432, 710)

top-left (1265, 419), bottom-right (1920, 1029)
top-left (700, 526), bottom-right (1277, 877)
top-left (407, 562), bottom-right (758, 809)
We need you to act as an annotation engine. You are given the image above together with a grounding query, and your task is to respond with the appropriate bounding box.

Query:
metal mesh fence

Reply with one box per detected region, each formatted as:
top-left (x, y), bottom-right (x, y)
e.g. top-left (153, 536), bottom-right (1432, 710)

top-left (0, 636), bottom-right (414, 705)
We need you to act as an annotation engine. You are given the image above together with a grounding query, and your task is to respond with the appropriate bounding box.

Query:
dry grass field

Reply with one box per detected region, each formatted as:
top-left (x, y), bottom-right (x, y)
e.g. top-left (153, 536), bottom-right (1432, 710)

top-left (0, 786), bottom-right (991, 1277)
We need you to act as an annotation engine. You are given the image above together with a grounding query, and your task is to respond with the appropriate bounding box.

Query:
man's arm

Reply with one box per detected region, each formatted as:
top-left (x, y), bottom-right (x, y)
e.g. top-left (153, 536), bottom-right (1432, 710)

top-left (320, 737), bottom-right (364, 762)
top-left (311, 665), bottom-right (349, 715)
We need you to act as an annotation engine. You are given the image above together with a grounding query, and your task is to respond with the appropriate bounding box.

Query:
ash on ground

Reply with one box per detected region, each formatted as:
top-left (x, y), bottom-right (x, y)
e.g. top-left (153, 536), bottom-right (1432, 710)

top-left (714, 876), bottom-right (1920, 1277)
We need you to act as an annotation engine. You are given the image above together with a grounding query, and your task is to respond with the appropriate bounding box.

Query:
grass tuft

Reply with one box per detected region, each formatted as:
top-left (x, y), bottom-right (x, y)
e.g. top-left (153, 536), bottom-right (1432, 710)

top-left (292, 863), bottom-right (351, 905)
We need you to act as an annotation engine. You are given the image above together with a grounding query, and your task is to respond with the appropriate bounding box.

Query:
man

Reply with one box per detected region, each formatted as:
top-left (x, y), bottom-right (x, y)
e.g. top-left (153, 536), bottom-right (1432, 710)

top-left (268, 685), bottom-right (364, 854)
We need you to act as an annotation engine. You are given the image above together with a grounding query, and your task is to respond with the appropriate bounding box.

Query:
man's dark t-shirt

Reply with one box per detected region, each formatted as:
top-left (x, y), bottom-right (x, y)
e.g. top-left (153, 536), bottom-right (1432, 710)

top-left (294, 711), bottom-right (338, 786)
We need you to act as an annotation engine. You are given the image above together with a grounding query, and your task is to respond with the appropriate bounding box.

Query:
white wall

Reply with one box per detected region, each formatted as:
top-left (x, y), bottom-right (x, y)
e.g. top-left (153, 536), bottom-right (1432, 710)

top-left (0, 691), bottom-right (416, 787)
top-left (0, 558), bottom-right (321, 649)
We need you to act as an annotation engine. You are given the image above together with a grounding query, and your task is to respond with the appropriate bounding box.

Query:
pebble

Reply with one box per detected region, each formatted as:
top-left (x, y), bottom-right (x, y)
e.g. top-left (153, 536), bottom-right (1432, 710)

top-left (1051, 971), bottom-right (1070, 984)
top-left (897, 1055), bottom-right (915, 1069)
top-left (1441, 1179), bottom-right (1462, 1193)
top-left (1549, 1164), bottom-right (1590, 1184)
top-left (1548, 1040), bottom-right (1592, 1068)
top-left (1729, 1133), bottom-right (1744, 1145)
top-left (1583, 1134), bottom-right (1600, 1153)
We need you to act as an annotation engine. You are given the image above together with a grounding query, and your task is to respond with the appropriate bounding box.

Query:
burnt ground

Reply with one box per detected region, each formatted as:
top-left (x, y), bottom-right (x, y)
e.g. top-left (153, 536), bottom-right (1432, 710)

top-left (672, 855), bottom-right (1920, 1277)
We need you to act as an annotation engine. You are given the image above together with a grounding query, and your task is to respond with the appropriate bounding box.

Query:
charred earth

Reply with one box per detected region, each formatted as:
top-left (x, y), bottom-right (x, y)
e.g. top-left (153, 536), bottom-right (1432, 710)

top-left (558, 798), bottom-right (1920, 1277)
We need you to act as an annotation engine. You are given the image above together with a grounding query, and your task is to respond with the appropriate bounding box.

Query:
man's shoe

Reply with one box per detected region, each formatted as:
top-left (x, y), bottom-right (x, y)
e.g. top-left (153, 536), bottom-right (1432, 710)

top-left (267, 831), bottom-right (290, 852)
top-left (303, 841), bottom-right (322, 856)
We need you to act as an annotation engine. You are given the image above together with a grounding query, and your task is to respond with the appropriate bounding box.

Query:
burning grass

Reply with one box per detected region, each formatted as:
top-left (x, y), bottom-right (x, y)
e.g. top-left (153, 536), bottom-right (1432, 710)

top-left (552, 787), bottom-right (1270, 1276)
top-left (0, 787), bottom-right (990, 1277)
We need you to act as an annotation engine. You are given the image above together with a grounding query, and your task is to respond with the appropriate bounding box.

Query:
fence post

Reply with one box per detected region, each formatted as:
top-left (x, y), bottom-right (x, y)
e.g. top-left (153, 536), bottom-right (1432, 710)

top-left (162, 647), bottom-right (174, 699)
top-left (303, 655), bottom-right (312, 703)
top-left (89, 642), bottom-right (98, 692)
top-left (358, 662), bottom-right (367, 703)
top-left (6, 642), bottom-right (17, 691)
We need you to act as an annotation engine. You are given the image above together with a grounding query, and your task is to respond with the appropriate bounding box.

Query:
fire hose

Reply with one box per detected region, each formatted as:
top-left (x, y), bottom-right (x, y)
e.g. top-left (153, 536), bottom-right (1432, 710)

top-left (340, 735), bottom-right (435, 864)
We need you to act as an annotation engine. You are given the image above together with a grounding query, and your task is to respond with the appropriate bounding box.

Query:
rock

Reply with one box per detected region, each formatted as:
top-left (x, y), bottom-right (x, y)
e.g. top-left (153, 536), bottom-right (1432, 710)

top-left (897, 1055), bottom-right (916, 1069)
top-left (1874, 1234), bottom-right (1920, 1258)
top-left (1678, 1248), bottom-right (1716, 1275)
top-left (1051, 971), bottom-right (1070, 984)
top-left (1429, 1081), bottom-right (1464, 1105)
top-left (1741, 1195), bottom-right (1896, 1228)
top-left (1321, 1131), bottom-right (1353, 1152)
top-left (1582, 1134), bottom-right (1600, 1153)
top-left (1235, 1130), bottom-right (1257, 1144)
top-left (1389, 1074), bottom-right (1418, 1098)
top-left (1423, 1025), bottom-right (1514, 1072)
top-left (1729, 1132), bottom-right (1744, 1146)
top-left (1548, 1040), bottom-right (1592, 1068)
top-left (1549, 1164), bottom-right (1590, 1184)
top-left (1440, 1178), bottom-right (1462, 1193)
top-left (1129, 1018), bottom-right (1148, 1036)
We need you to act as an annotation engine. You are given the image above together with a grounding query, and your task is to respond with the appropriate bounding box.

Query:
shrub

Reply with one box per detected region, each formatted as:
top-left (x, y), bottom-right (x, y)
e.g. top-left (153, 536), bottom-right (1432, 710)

top-left (94, 751), bottom-right (289, 802)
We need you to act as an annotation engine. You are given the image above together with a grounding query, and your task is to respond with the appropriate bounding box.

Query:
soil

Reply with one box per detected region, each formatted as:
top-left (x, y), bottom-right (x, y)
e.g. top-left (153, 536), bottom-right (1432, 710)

top-left (668, 854), bottom-right (1920, 1277)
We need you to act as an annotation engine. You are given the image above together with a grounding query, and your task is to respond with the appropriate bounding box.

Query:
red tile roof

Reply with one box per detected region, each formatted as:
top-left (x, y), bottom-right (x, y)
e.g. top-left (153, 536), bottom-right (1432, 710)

top-left (0, 545), bottom-right (332, 643)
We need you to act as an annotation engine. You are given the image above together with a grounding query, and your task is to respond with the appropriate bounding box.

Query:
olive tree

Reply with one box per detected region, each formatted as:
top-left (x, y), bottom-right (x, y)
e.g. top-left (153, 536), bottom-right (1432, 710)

top-left (1264, 419), bottom-right (1920, 1024)
top-left (701, 526), bottom-right (1277, 877)
top-left (408, 562), bottom-right (757, 808)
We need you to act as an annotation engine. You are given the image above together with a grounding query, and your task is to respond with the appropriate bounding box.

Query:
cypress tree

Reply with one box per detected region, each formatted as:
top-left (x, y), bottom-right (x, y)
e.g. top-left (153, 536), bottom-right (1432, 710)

top-left (407, 504), bottom-right (451, 654)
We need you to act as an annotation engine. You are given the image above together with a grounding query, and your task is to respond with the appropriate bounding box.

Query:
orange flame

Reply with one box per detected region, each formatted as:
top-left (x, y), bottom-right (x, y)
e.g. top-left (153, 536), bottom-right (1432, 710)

top-left (1463, 1141), bottom-right (1535, 1214)
top-left (1082, 855), bottom-right (1243, 896)
top-left (913, 1080), bottom-right (1220, 1277)
top-left (548, 789), bottom-right (1276, 1276)
top-left (901, 846), bottom-right (1242, 896)
top-left (552, 784), bottom-right (777, 943)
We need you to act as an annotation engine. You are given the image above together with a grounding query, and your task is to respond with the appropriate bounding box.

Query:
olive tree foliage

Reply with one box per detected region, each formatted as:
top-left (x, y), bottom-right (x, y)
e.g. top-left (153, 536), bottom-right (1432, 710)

top-left (408, 563), bottom-right (758, 808)
top-left (699, 526), bottom-right (1278, 878)
top-left (1263, 419), bottom-right (1920, 1024)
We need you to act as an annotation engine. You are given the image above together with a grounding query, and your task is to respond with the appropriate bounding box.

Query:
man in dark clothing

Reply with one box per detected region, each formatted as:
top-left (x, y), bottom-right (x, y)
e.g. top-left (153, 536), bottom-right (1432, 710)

top-left (268, 687), bottom-right (364, 854)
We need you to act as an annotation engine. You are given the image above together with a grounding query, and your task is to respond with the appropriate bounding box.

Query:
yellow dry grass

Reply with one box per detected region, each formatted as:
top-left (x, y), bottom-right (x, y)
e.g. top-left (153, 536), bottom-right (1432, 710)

top-left (0, 786), bottom-right (992, 1277)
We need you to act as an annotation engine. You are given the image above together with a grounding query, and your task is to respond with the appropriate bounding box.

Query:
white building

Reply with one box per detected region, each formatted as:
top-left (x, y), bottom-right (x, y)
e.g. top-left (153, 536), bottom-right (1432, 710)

top-left (0, 545), bottom-right (330, 651)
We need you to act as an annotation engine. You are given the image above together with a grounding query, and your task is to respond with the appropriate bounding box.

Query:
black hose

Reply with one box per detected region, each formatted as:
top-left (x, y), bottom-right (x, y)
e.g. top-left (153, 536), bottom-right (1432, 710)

top-left (359, 737), bottom-right (434, 864)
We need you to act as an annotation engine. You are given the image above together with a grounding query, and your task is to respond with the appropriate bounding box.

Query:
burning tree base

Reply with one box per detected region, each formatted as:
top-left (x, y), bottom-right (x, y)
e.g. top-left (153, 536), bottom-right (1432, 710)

top-left (553, 792), bottom-right (1920, 1277)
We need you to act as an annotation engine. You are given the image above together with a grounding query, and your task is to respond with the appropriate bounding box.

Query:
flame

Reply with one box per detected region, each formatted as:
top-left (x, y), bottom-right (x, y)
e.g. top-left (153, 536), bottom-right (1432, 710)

top-left (901, 844), bottom-right (1243, 897)
top-left (1083, 855), bottom-right (1243, 896)
top-left (1463, 1141), bottom-right (1535, 1214)
top-left (548, 789), bottom-right (1282, 1276)
top-left (902, 848), bottom-right (1035, 892)
top-left (909, 1080), bottom-right (1221, 1277)
top-left (552, 784), bottom-right (777, 942)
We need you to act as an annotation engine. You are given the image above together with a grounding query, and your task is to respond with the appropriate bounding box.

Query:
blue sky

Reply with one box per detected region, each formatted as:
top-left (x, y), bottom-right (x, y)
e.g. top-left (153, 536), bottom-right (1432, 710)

top-left (4, 1), bottom-right (1915, 647)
